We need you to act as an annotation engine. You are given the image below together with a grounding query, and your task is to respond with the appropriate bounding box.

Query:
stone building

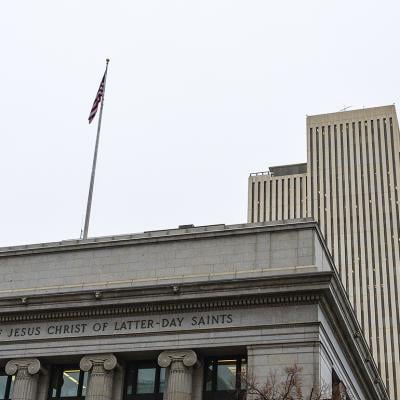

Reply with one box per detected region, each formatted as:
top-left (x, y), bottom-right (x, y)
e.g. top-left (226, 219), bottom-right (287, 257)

top-left (248, 105), bottom-right (400, 398)
top-left (0, 220), bottom-right (388, 399)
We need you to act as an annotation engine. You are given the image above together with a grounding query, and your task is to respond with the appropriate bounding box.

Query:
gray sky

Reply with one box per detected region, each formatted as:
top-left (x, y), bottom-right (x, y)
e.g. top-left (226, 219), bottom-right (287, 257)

top-left (1, 0), bottom-right (400, 246)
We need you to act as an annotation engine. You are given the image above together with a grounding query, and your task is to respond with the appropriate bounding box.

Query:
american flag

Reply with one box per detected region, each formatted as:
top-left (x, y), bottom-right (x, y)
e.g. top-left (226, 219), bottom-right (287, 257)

top-left (88, 72), bottom-right (106, 124)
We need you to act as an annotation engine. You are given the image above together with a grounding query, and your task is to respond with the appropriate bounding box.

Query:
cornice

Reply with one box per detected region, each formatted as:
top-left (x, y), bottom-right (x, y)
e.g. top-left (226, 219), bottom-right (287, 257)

top-left (320, 274), bottom-right (389, 399)
top-left (0, 292), bottom-right (322, 323)
top-left (0, 272), bottom-right (333, 316)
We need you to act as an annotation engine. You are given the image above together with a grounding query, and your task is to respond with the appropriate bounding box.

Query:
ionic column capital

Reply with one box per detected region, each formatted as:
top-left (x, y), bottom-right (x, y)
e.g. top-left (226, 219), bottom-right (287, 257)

top-left (80, 354), bottom-right (118, 372)
top-left (80, 354), bottom-right (118, 400)
top-left (5, 358), bottom-right (42, 376)
top-left (158, 349), bottom-right (198, 368)
top-left (158, 350), bottom-right (198, 400)
top-left (5, 358), bottom-right (44, 400)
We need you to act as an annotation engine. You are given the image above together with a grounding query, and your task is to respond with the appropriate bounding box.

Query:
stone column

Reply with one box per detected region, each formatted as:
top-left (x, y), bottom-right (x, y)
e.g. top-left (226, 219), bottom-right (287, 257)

top-left (158, 350), bottom-right (198, 400)
top-left (80, 354), bottom-right (118, 400)
top-left (5, 358), bottom-right (42, 400)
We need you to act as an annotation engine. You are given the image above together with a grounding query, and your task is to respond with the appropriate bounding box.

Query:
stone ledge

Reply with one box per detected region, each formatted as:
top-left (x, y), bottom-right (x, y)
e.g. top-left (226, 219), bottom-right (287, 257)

top-left (0, 272), bottom-right (333, 320)
top-left (0, 219), bottom-right (317, 257)
top-left (0, 292), bottom-right (322, 323)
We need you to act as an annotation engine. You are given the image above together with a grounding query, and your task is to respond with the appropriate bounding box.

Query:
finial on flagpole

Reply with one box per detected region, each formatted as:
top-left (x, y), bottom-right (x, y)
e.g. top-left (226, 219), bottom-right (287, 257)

top-left (106, 58), bottom-right (110, 64)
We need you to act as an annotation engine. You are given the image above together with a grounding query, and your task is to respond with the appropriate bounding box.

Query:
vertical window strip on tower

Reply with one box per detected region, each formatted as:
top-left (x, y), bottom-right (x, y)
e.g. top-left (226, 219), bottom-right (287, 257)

top-left (309, 128), bottom-right (314, 218)
top-left (343, 123), bottom-right (350, 294)
top-left (330, 124), bottom-right (338, 262)
top-left (389, 117), bottom-right (400, 330)
top-left (279, 178), bottom-right (285, 220)
top-left (388, 121), bottom-right (400, 399)
top-left (362, 120), bottom-right (370, 330)
top-left (257, 181), bottom-right (260, 222)
top-left (334, 124), bottom-right (342, 276)
top-left (305, 174), bottom-right (308, 216)
top-left (371, 119), bottom-right (387, 380)
top-left (300, 176), bottom-right (303, 217)
top-left (288, 178), bottom-right (291, 219)
top-left (382, 118), bottom-right (395, 390)
top-left (322, 126), bottom-right (327, 241)
top-left (359, 120), bottom-right (370, 344)
top-left (389, 117), bottom-right (400, 259)
top-left (263, 181), bottom-right (267, 222)
top-left (275, 179), bottom-right (279, 220)
top-left (388, 116), bottom-right (400, 399)
top-left (365, 120), bottom-right (386, 375)
top-left (340, 123), bottom-right (349, 292)
top-left (328, 125), bottom-right (334, 258)
top-left (353, 121), bottom-right (364, 328)
top-left (316, 127), bottom-right (320, 223)
top-left (269, 180), bottom-right (273, 221)
top-left (293, 177), bottom-right (297, 219)
top-left (251, 182), bottom-right (255, 223)
top-left (346, 122), bottom-right (355, 309)
top-left (363, 121), bottom-right (379, 354)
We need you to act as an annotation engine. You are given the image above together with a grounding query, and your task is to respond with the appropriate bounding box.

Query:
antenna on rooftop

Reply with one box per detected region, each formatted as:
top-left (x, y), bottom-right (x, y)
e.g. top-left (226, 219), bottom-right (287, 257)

top-left (339, 105), bottom-right (352, 112)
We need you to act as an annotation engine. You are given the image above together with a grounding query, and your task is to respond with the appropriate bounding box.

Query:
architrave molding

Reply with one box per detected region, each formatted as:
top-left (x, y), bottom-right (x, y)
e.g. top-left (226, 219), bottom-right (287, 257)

top-left (0, 292), bottom-right (322, 323)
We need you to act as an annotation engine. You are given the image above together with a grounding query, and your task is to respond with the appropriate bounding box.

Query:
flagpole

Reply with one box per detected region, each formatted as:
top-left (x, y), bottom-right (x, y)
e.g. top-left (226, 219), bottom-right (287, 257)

top-left (82, 59), bottom-right (110, 239)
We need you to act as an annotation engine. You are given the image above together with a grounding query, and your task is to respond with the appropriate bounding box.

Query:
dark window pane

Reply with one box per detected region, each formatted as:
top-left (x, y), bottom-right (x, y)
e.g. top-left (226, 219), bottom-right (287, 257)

top-left (216, 360), bottom-right (237, 391)
top-left (205, 361), bottom-right (213, 391)
top-left (126, 381), bottom-right (133, 396)
top-left (204, 356), bottom-right (246, 397)
top-left (0, 375), bottom-right (7, 398)
top-left (48, 366), bottom-right (85, 399)
top-left (60, 370), bottom-right (80, 397)
top-left (159, 368), bottom-right (166, 393)
top-left (137, 368), bottom-right (156, 394)
top-left (124, 362), bottom-right (166, 397)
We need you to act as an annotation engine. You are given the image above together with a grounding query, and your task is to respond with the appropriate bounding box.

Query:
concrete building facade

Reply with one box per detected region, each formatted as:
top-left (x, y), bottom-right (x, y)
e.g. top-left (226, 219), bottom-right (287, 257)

top-left (0, 221), bottom-right (387, 399)
top-left (248, 164), bottom-right (308, 224)
top-left (248, 105), bottom-right (400, 398)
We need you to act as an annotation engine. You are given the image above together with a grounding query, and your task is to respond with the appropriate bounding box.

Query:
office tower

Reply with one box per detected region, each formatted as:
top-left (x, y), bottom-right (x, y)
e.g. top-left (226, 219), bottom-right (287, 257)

top-left (248, 163), bottom-right (308, 223)
top-left (248, 105), bottom-right (400, 399)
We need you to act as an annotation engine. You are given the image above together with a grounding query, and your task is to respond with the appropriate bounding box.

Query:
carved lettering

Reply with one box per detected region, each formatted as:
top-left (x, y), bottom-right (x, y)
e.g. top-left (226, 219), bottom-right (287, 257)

top-left (191, 313), bottom-right (233, 326)
top-left (0, 312), bottom-right (236, 342)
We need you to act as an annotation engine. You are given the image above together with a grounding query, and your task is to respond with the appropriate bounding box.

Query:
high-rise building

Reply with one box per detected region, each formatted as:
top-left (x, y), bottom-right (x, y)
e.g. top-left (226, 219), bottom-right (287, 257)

top-left (248, 105), bottom-right (400, 399)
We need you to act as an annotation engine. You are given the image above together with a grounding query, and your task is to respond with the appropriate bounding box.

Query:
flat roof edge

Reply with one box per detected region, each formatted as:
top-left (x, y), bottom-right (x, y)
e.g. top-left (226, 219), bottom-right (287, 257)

top-left (307, 104), bottom-right (396, 124)
top-left (0, 219), bottom-right (317, 257)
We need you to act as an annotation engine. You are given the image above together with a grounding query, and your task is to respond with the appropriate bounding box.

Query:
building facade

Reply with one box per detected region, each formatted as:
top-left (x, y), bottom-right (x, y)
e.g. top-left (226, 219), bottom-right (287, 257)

top-left (248, 164), bottom-right (308, 224)
top-left (248, 105), bottom-right (400, 398)
top-left (0, 221), bottom-right (387, 399)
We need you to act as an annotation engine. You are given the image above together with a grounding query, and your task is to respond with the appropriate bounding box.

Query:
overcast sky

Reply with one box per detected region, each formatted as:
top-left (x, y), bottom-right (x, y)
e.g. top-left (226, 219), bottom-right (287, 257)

top-left (1, 0), bottom-right (400, 246)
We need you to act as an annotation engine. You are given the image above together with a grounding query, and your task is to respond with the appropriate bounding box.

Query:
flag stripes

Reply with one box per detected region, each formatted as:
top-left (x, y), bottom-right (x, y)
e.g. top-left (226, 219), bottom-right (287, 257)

top-left (88, 73), bottom-right (106, 124)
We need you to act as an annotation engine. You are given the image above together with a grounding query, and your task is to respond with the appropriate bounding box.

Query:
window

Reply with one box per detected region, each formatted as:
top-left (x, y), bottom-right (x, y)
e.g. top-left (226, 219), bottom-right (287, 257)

top-left (48, 366), bottom-right (87, 399)
top-left (124, 362), bottom-right (165, 400)
top-left (204, 357), bottom-right (246, 400)
top-left (0, 372), bottom-right (13, 400)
